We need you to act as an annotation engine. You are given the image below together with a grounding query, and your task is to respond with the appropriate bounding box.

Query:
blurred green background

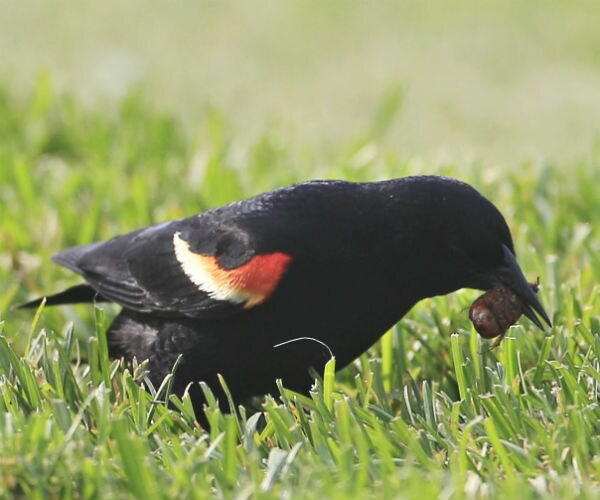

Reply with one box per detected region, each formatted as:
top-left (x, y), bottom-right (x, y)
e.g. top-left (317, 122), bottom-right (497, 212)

top-left (2, 0), bottom-right (599, 165)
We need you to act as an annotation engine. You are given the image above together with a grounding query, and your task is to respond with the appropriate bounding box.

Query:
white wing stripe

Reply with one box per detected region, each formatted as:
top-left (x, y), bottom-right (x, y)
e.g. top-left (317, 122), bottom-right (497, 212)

top-left (172, 232), bottom-right (251, 304)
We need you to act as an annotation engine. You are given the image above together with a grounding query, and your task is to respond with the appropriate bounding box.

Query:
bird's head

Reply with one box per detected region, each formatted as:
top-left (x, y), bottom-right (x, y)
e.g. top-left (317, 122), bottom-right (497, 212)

top-left (387, 176), bottom-right (551, 330)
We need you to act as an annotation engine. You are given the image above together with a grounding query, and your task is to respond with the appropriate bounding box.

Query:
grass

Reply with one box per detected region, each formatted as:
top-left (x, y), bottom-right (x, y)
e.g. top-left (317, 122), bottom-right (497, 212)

top-left (1, 79), bottom-right (600, 498)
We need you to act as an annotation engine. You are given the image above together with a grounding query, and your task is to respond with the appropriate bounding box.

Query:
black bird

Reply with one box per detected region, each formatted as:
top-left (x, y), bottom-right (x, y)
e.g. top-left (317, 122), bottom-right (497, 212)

top-left (20, 176), bottom-right (551, 411)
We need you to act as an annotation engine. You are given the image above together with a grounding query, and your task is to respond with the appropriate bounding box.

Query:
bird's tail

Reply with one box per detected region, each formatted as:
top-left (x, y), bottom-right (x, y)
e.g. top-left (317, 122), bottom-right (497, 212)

top-left (16, 284), bottom-right (107, 309)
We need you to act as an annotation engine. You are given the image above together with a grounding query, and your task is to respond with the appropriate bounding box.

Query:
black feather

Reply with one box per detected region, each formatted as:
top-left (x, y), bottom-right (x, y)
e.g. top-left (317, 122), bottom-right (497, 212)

top-left (17, 284), bottom-right (106, 309)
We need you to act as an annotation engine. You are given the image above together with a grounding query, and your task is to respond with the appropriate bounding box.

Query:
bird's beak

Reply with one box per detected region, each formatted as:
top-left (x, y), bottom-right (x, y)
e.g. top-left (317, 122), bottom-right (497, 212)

top-left (498, 244), bottom-right (552, 330)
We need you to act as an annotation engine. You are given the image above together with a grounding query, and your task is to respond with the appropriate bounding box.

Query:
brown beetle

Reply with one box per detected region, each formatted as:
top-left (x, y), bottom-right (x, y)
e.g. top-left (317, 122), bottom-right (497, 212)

top-left (469, 279), bottom-right (541, 348)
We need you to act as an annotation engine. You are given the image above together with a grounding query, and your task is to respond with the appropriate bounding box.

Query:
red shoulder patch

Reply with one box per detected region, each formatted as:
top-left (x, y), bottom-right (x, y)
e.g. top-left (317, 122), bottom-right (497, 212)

top-left (173, 233), bottom-right (292, 308)
top-left (226, 253), bottom-right (293, 308)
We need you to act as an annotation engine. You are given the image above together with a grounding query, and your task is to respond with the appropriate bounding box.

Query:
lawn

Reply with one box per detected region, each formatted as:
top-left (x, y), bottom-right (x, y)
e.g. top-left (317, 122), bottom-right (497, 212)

top-left (1, 3), bottom-right (600, 497)
top-left (1, 77), bottom-right (599, 498)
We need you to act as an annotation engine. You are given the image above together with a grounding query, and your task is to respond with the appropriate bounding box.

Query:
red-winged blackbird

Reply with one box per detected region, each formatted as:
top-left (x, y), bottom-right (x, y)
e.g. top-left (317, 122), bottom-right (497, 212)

top-left (20, 176), bottom-right (550, 410)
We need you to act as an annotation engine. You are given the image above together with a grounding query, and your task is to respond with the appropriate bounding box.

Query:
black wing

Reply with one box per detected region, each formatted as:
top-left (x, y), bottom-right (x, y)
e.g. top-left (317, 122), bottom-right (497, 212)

top-left (20, 180), bottom-right (361, 318)
top-left (45, 213), bottom-right (271, 319)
